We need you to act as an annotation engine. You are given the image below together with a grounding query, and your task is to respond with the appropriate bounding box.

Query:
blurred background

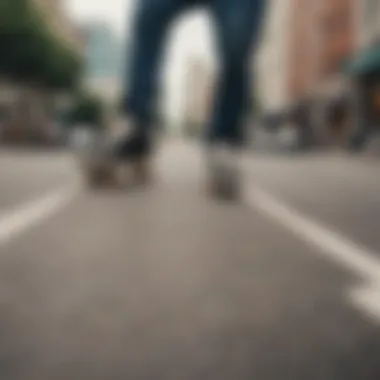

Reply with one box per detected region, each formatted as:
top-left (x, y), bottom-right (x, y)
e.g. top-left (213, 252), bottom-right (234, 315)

top-left (0, 0), bottom-right (380, 152)
top-left (1, 1), bottom-right (380, 379)
top-left (256, 0), bottom-right (380, 153)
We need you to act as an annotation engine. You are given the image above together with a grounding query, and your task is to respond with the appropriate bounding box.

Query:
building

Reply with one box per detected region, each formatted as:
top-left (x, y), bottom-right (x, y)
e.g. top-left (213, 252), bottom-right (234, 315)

top-left (33, 0), bottom-right (84, 55)
top-left (356, 0), bottom-right (380, 48)
top-left (82, 22), bottom-right (125, 105)
top-left (256, 0), bottom-right (293, 124)
top-left (287, 0), bottom-right (355, 100)
top-left (312, 0), bottom-right (356, 147)
top-left (283, 0), bottom-right (356, 148)
top-left (183, 58), bottom-right (214, 137)
top-left (345, 0), bottom-right (380, 149)
top-left (286, 0), bottom-right (318, 102)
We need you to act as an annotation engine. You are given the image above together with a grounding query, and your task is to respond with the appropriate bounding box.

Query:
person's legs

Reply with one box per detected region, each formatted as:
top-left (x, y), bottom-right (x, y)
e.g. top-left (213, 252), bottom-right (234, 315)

top-left (92, 0), bottom-right (190, 187)
top-left (109, 0), bottom-right (189, 167)
top-left (207, 0), bottom-right (265, 146)
top-left (204, 0), bottom-right (265, 199)
top-left (122, 0), bottom-right (187, 129)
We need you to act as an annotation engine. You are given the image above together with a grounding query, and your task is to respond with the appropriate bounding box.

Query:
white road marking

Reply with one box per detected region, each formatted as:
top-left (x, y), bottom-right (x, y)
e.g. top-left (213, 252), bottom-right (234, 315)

top-left (350, 282), bottom-right (380, 325)
top-left (247, 186), bottom-right (380, 323)
top-left (0, 185), bottom-right (79, 246)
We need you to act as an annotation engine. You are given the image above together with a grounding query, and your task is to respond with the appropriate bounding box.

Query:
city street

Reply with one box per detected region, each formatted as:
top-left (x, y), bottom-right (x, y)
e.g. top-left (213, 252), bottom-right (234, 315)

top-left (0, 140), bottom-right (380, 379)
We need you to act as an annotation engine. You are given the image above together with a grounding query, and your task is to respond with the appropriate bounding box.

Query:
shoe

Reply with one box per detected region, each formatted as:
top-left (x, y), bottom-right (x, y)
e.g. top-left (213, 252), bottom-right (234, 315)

top-left (112, 130), bottom-right (152, 161)
top-left (81, 119), bottom-right (154, 188)
top-left (205, 144), bottom-right (242, 201)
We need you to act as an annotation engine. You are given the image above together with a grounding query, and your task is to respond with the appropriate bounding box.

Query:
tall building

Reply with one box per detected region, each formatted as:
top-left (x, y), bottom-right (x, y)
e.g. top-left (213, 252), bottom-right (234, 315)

top-left (286, 0), bottom-right (355, 101)
top-left (83, 22), bottom-right (124, 80)
top-left (287, 0), bottom-right (319, 101)
top-left (32, 0), bottom-right (84, 55)
top-left (284, 0), bottom-right (356, 147)
top-left (315, 0), bottom-right (356, 146)
top-left (344, 0), bottom-right (380, 148)
top-left (257, 0), bottom-right (357, 147)
top-left (356, 0), bottom-right (380, 49)
top-left (82, 22), bottom-right (125, 104)
top-left (184, 58), bottom-right (214, 137)
top-left (317, 0), bottom-right (355, 79)
top-left (256, 0), bottom-right (293, 119)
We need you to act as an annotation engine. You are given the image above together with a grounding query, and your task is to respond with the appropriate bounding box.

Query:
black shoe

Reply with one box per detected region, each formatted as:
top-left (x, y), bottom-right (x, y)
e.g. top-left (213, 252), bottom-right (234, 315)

top-left (80, 129), bottom-right (153, 188)
top-left (112, 130), bottom-right (152, 161)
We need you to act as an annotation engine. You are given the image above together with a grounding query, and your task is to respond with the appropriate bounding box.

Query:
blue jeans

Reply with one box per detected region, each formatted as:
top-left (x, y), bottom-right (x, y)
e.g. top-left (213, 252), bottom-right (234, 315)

top-left (124, 0), bottom-right (265, 146)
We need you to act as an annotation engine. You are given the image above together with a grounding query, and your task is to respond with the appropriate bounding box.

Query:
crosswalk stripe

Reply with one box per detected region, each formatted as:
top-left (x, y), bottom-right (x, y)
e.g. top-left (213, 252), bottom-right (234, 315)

top-left (247, 185), bottom-right (380, 324)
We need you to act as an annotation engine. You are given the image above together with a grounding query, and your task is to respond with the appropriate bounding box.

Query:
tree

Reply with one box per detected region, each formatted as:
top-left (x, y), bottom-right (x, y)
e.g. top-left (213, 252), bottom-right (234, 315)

top-left (0, 0), bottom-right (30, 76)
top-left (0, 0), bottom-right (82, 90)
top-left (0, 0), bottom-right (85, 143)
top-left (0, 0), bottom-right (45, 81)
top-left (67, 92), bottom-right (105, 129)
top-left (42, 42), bottom-right (83, 91)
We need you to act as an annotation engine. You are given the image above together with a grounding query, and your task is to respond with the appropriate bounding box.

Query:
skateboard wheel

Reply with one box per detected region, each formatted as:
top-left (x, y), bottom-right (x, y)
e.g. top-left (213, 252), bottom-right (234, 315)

top-left (132, 159), bottom-right (152, 185)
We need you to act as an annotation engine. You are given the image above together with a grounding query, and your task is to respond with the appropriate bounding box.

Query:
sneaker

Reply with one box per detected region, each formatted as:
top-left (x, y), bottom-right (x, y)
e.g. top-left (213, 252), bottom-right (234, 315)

top-left (205, 144), bottom-right (242, 201)
top-left (80, 118), bottom-right (154, 187)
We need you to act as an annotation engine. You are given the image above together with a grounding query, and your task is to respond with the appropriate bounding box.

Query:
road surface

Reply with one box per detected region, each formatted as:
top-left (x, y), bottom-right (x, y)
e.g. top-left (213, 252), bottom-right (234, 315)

top-left (0, 142), bottom-right (380, 380)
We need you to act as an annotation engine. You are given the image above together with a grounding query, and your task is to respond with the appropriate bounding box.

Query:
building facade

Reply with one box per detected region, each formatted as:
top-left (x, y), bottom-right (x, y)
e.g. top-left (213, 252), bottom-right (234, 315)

top-left (82, 22), bottom-right (125, 105)
top-left (287, 0), bottom-right (355, 99)
top-left (256, 0), bottom-right (293, 121)
top-left (286, 0), bottom-right (319, 102)
top-left (356, 0), bottom-right (380, 49)
top-left (283, 0), bottom-right (356, 148)
top-left (346, 0), bottom-right (380, 149)
top-left (33, 0), bottom-right (84, 55)
top-left (184, 58), bottom-right (214, 137)
top-left (313, 0), bottom-right (356, 146)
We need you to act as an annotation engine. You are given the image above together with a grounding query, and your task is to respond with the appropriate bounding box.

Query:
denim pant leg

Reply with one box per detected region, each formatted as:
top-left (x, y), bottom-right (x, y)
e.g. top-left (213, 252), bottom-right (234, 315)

top-left (207, 0), bottom-right (266, 146)
top-left (123, 0), bottom-right (187, 128)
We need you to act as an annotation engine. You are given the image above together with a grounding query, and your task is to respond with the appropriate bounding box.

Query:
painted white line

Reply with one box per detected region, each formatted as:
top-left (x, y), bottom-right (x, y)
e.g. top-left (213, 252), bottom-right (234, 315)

top-left (350, 282), bottom-right (380, 325)
top-left (248, 187), bottom-right (380, 278)
top-left (0, 185), bottom-right (79, 246)
top-left (246, 186), bottom-right (380, 323)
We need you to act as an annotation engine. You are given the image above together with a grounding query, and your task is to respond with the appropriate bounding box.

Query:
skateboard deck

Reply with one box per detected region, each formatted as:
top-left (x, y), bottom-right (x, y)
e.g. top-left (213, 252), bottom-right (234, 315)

top-left (77, 140), bottom-right (151, 189)
top-left (73, 123), bottom-right (155, 188)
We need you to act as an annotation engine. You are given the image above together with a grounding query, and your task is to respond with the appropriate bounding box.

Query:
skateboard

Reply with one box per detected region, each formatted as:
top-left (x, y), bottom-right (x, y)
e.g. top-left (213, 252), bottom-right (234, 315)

top-left (74, 128), bottom-right (151, 189)
top-left (80, 155), bottom-right (151, 188)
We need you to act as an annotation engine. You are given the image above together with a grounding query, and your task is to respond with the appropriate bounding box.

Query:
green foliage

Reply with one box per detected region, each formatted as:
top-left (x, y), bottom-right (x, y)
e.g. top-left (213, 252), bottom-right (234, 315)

top-left (0, 0), bottom-right (82, 90)
top-left (67, 92), bottom-right (105, 128)
top-left (42, 43), bottom-right (83, 90)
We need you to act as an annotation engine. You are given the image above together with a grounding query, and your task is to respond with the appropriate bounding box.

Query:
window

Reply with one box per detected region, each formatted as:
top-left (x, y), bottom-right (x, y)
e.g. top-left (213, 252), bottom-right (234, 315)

top-left (361, 0), bottom-right (380, 44)
top-left (365, 0), bottom-right (378, 28)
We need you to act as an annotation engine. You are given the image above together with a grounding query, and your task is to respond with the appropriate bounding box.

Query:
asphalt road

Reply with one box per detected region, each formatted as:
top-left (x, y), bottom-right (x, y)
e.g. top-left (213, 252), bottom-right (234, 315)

top-left (0, 141), bottom-right (380, 380)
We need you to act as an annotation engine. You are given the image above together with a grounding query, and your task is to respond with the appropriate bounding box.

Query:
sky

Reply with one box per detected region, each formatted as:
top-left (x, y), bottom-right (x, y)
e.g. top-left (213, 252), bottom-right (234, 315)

top-left (65, 0), bottom-right (214, 124)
